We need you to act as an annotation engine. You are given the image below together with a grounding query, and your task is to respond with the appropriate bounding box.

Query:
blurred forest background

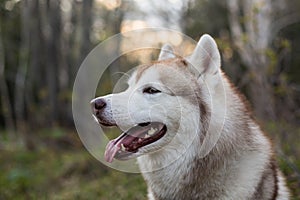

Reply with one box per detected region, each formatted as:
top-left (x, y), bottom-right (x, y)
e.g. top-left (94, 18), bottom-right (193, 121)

top-left (0, 0), bottom-right (300, 199)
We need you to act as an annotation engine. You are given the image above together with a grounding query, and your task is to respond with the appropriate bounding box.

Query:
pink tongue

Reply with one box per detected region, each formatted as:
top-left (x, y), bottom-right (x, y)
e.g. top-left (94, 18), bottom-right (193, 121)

top-left (104, 139), bottom-right (121, 163)
top-left (104, 126), bottom-right (149, 163)
top-left (104, 122), bottom-right (162, 163)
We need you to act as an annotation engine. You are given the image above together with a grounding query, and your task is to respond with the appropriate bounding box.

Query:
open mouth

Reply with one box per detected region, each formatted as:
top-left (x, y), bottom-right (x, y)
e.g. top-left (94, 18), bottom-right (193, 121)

top-left (104, 122), bottom-right (167, 163)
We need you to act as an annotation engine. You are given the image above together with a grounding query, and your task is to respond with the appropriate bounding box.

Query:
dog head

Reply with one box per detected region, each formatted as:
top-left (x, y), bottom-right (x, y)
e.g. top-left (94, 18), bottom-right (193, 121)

top-left (91, 34), bottom-right (222, 162)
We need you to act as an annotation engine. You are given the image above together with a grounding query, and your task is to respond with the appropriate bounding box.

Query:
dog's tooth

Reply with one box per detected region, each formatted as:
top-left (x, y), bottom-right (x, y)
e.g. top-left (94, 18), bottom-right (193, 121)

top-left (138, 138), bottom-right (143, 142)
top-left (148, 127), bottom-right (157, 136)
top-left (144, 134), bottom-right (150, 138)
top-left (121, 144), bottom-right (126, 151)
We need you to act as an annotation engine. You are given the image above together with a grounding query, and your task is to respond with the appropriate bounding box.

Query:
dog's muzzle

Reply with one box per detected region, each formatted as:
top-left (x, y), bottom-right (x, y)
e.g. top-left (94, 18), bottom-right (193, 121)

top-left (90, 98), bottom-right (115, 126)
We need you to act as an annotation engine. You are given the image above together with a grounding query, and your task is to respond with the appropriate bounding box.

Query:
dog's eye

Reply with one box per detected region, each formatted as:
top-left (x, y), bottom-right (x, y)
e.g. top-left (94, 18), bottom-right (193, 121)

top-left (143, 87), bottom-right (161, 94)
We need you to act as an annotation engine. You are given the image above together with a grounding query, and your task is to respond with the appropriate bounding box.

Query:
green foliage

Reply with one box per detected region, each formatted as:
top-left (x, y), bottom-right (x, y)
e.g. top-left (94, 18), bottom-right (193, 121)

top-left (0, 129), bottom-right (147, 199)
top-left (184, 0), bottom-right (229, 38)
top-left (265, 48), bottom-right (278, 75)
top-left (263, 121), bottom-right (300, 199)
top-left (40, 126), bottom-right (66, 139)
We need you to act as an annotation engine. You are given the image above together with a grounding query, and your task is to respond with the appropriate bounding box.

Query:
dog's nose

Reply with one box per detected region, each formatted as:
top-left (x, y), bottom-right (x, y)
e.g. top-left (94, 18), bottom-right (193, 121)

top-left (91, 98), bottom-right (106, 111)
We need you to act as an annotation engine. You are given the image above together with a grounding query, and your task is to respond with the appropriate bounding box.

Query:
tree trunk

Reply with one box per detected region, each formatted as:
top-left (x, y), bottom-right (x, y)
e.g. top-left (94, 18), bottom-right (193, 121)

top-left (44, 0), bottom-right (62, 125)
top-left (26, 0), bottom-right (43, 126)
top-left (0, 22), bottom-right (15, 134)
top-left (14, 0), bottom-right (39, 149)
top-left (108, 3), bottom-right (124, 85)
top-left (15, 0), bottom-right (30, 136)
top-left (68, 0), bottom-right (81, 88)
top-left (226, 0), bottom-right (275, 120)
top-left (80, 0), bottom-right (93, 63)
top-left (248, 68), bottom-right (275, 119)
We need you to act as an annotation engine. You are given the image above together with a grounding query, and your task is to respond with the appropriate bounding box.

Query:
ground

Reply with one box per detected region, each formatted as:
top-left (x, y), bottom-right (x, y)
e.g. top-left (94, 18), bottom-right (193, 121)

top-left (0, 124), bottom-right (299, 199)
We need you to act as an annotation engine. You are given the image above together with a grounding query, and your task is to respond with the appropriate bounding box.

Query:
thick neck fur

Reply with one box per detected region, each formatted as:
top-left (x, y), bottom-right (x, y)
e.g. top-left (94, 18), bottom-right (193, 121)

top-left (137, 74), bottom-right (277, 200)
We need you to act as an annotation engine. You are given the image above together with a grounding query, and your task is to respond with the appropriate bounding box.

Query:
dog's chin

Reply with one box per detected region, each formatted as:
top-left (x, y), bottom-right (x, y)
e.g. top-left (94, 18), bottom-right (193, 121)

top-left (92, 115), bottom-right (117, 127)
top-left (99, 121), bottom-right (116, 127)
top-left (113, 150), bottom-right (142, 161)
top-left (103, 122), bottom-right (167, 163)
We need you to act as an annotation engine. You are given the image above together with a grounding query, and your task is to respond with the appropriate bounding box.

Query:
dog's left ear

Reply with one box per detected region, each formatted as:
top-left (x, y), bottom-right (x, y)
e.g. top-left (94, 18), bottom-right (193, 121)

top-left (187, 34), bottom-right (221, 78)
top-left (158, 44), bottom-right (176, 61)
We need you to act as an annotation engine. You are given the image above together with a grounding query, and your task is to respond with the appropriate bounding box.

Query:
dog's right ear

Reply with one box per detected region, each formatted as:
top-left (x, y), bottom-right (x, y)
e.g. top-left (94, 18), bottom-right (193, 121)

top-left (187, 34), bottom-right (221, 78)
top-left (158, 44), bottom-right (176, 61)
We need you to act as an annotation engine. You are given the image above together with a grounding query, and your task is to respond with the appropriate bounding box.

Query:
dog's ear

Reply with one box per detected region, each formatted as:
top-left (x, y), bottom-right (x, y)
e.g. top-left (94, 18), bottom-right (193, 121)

top-left (158, 44), bottom-right (176, 61)
top-left (187, 34), bottom-right (221, 77)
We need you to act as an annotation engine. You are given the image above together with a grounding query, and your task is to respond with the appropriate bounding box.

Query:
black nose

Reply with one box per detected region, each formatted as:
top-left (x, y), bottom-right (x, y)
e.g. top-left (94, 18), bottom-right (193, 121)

top-left (92, 98), bottom-right (106, 111)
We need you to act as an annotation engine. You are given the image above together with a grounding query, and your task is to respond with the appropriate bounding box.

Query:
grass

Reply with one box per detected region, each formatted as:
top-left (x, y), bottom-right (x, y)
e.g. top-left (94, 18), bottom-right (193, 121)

top-left (0, 123), bottom-right (299, 199)
top-left (0, 129), bottom-right (147, 200)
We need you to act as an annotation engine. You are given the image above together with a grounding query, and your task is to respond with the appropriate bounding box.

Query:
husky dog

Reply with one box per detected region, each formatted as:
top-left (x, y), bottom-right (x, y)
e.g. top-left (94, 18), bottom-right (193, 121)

top-left (91, 34), bottom-right (290, 199)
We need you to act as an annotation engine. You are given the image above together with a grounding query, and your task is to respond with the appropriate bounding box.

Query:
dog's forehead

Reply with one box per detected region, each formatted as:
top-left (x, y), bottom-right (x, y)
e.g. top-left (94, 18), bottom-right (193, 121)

top-left (131, 58), bottom-right (189, 85)
top-left (128, 65), bottom-right (161, 86)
